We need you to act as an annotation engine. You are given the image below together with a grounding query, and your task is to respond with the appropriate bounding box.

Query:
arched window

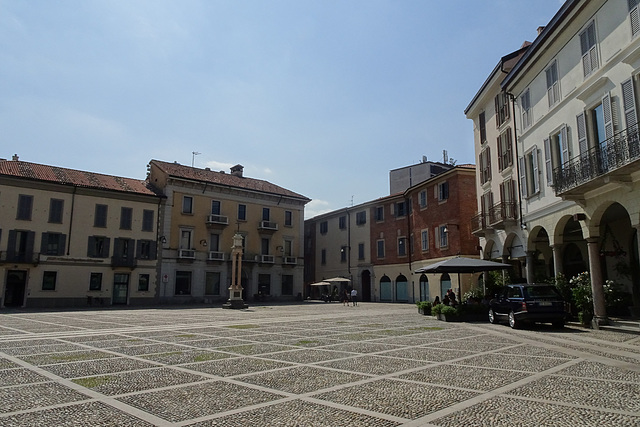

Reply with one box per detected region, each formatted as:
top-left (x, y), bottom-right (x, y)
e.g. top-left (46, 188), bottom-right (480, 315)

top-left (440, 273), bottom-right (451, 300)
top-left (396, 274), bottom-right (408, 302)
top-left (419, 274), bottom-right (429, 302)
top-left (380, 275), bottom-right (392, 301)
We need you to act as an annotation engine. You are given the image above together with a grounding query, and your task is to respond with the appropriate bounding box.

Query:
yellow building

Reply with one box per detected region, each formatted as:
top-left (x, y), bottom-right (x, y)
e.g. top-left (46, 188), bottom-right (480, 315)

top-left (148, 160), bottom-right (310, 303)
top-left (0, 157), bottom-right (162, 308)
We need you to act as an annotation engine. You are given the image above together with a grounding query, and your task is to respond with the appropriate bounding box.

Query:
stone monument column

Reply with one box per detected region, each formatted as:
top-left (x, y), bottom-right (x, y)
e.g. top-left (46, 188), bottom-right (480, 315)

top-left (223, 232), bottom-right (247, 309)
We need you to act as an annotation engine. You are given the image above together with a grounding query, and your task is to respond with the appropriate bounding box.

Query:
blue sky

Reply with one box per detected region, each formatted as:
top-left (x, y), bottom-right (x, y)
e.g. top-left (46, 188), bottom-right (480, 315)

top-left (1, 0), bottom-right (564, 218)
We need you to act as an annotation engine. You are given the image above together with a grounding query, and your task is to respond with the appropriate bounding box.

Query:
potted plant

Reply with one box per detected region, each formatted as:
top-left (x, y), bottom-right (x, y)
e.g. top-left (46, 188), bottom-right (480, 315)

top-left (439, 305), bottom-right (460, 322)
top-left (431, 303), bottom-right (443, 318)
top-left (571, 272), bottom-right (593, 328)
top-left (416, 301), bottom-right (431, 316)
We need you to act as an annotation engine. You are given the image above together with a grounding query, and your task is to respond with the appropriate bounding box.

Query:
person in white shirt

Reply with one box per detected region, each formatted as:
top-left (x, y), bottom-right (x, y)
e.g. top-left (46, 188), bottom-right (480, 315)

top-left (350, 288), bottom-right (358, 306)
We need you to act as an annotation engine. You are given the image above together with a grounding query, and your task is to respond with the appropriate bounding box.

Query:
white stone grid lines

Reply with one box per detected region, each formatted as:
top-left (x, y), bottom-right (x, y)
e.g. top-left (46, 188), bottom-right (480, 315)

top-left (0, 303), bottom-right (636, 426)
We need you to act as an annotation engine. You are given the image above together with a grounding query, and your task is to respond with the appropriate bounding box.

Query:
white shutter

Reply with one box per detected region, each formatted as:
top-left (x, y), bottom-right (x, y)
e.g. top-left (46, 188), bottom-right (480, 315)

top-left (602, 92), bottom-right (614, 140)
top-left (544, 138), bottom-right (552, 185)
top-left (561, 125), bottom-right (569, 163)
top-left (621, 78), bottom-right (638, 130)
top-left (631, 4), bottom-right (640, 37)
top-left (576, 111), bottom-right (588, 158)
top-left (518, 156), bottom-right (527, 197)
top-left (532, 149), bottom-right (540, 194)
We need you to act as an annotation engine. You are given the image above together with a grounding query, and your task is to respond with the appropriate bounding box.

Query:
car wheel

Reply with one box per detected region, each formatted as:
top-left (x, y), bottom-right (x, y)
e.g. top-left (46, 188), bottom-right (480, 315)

top-left (552, 320), bottom-right (564, 329)
top-left (508, 311), bottom-right (519, 329)
top-left (488, 309), bottom-right (497, 324)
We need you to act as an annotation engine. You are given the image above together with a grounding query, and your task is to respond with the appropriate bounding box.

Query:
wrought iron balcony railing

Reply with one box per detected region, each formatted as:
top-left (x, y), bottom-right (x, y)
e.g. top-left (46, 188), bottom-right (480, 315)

top-left (553, 125), bottom-right (640, 195)
top-left (471, 213), bottom-right (488, 236)
top-left (488, 201), bottom-right (518, 227)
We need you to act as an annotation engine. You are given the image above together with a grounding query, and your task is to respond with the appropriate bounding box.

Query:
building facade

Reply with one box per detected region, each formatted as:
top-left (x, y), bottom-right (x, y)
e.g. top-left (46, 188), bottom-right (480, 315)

top-left (0, 157), bottom-right (162, 308)
top-left (465, 44), bottom-right (531, 280)
top-left (148, 160), bottom-right (309, 303)
top-left (502, 0), bottom-right (640, 320)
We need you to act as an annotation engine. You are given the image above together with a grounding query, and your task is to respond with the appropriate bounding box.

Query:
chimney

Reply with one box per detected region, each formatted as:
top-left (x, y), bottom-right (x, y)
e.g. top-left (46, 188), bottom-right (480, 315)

top-left (230, 164), bottom-right (244, 177)
top-left (537, 26), bottom-right (546, 36)
top-left (12, 154), bottom-right (19, 161)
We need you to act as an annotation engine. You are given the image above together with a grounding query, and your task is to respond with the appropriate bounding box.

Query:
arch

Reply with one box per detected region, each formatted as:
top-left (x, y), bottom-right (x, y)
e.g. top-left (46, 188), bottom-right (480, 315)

top-left (503, 232), bottom-right (525, 259)
top-left (396, 274), bottom-right (408, 302)
top-left (553, 214), bottom-right (587, 245)
top-left (440, 273), bottom-right (451, 300)
top-left (379, 275), bottom-right (392, 302)
top-left (483, 239), bottom-right (501, 261)
top-left (419, 274), bottom-right (430, 302)
top-left (599, 203), bottom-right (635, 307)
top-left (528, 226), bottom-right (553, 281)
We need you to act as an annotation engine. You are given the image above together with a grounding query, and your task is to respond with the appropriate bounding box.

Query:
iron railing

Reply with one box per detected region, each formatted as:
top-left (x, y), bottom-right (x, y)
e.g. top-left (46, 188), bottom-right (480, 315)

top-left (488, 201), bottom-right (518, 226)
top-left (553, 125), bottom-right (640, 194)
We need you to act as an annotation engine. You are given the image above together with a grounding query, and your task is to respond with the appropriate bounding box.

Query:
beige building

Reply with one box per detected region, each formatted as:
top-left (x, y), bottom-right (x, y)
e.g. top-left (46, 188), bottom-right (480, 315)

top-left (0, 157), bottom-right (162, 308)
top-left (148, 160), bottom-right (309, 303)
top-left (502, 0), bottom-right (640, 321)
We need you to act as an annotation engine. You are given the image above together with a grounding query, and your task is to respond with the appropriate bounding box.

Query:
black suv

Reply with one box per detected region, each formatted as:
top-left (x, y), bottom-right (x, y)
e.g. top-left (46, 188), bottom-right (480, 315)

top-left (489, 284), bottom-right (569, 329)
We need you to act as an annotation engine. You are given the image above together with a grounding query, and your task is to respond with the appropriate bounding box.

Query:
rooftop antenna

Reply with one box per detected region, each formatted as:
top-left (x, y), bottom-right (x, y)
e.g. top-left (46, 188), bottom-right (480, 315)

top-left (351, 196), bottom-right (354, 207)
top-left (192, 151), bottom-right (201, 167)
top-left (443, 150), bottom-right (448, 164)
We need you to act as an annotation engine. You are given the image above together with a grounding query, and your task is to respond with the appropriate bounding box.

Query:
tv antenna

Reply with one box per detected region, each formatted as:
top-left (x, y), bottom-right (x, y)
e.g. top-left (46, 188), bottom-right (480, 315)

top-left (192, 151), bottom-right (201, 167)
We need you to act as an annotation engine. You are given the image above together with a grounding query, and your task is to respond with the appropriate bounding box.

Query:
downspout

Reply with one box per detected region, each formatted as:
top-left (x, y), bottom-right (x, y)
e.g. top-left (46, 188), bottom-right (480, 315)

top-left (66, 186), bottom-right (77, 255)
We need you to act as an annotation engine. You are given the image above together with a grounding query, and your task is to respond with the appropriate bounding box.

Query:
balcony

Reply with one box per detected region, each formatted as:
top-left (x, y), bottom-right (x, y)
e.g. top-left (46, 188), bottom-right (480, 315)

top-left (178, 249), bottom-right (196, 259)
top-left (206, 214), bottom-right (229, 228)
top-left (283, 256), bottom-right (297, 265)
top-left (111, 255), bottom-right (137, 268)
top-left (260, 254), bottom-right (275, 263)
top-left (554, 126), bottom-right (640, 197)
top-left (208, 251), bottom-right (225, 261)
top-left (488, 201), bottom-right (518, 229)
top-left (258, 221), bottom-right (278, 232)
top-left (471, 213), bottom-right (488, 236)
top-left (0, 251), bottom-right (39, 264)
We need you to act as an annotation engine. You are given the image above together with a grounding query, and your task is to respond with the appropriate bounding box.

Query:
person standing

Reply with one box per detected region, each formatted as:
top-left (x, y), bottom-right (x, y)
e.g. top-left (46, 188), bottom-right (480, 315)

top-left (350, 288), bottom-right (358, 306)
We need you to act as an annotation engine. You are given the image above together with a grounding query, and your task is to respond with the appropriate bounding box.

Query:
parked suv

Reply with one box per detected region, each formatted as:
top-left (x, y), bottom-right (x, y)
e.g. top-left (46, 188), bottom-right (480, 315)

top-left (489, 284), bottom-right (569, 329)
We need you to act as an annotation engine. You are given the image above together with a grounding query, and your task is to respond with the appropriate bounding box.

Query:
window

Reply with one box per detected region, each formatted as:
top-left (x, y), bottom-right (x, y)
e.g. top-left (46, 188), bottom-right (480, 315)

top-left (136, 239), bottom-right (156, 260)
top-left (42, 271), bottom-right (57, 291)
top-left (395, 201), bottom-right (406, 217)
top-left (421, 230), bottom-right (429, 252)
top-left (339, 216), bottom-right (347, 229)
top-left (479, 148), bottom-right (491, 184)
top-left (113, 238), bottom-right (134, 263)
top-left (211, 200), bottom-right (221, 215)
top-left (375, 206), bottom-right (384, 222)
top-left (258, 274), bottom-right (271, 295)
top-left (546, 61), bottom-right (560, 107)
top-left (238, 204), bottom-right (247, 221)
top-left (580, 21), bottom-right (598, 77)
top-left (7, 230), bottom-right (35, 262)
top-left (319, 221), bottom-right (328, 234)
top-left (340, 245), bottom-right (347, 262)
top-left (120, 207), bottom-right (133, 230)
top-left (500, 179), bottom-right (516, 206)
top-left (284, 210), bottom-right (292, 227)
top-left (519, 148), bottom-right (540, 198)
top-left (321, 249), bottom-right (326, 265)
top-left (544, 125), bottom-right (569, 185)
top-left (180, 229), bottom-right (192, 249)
top-left (182, 196), bottom-right (193, 214)
top-left (631, 0), bottom-right (640, 37)
top-left (142, 209), bottom-right (154, 232)
top-left (419, 190), bottom-right (427, 208)
top-left (622, 78), bottom-right (638, 131)
top-left (398, 237), bottom-right (407, 257)
top-left (479, 111), bottom-right (487, 143)
top-left (41, 232), bottom-right (65, 256)
top-left (94, 204), bottom-right (108, 227)
top-left (521, 89), bottom-right (532, 129)
top-left (89, 272), bottom-right (102, 291)
top-left (138, 274), bottom-right (150, 291)
top-left (438, 182), bottom-right (449, 201)
top-left (481, 191), bottom-right (494, 218)
top-left (175, 271), bottom-right (192, 295)
top-left (497, 129), bottom-right (513, 171)
top-left (495, 92), bottom-right (510, 126)
top-left (262, 207), bottom-right (270, 221)
top-left (438, 225), bottom-right (448, 248)
top-left (17, 195), bottom-right (33, 220)
top-left (377, 240), bottom-right (385, 258)
top-left (205, 272), bottom-right (221, 295)
top-left (281, 275), bottom-right (293, 296)
top-left (88, 236), bottom-right (110, 258)
top-left (209, 234), bottom-right (220, 251)
top-left (261, 238), bottom-right (270, 255)
top-left (356, 211), bottom-right (366, 225)
top-left (358, 243), bottom-right (365, 260)
top-left (284, 239), bottom-right (292, 257)
top-left (49, 199), bottom-right (64, 223)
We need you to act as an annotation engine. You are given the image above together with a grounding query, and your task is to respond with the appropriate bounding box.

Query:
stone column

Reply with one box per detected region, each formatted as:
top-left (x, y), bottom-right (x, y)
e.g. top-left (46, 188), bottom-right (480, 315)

top-left (525, 251), bottom-right (535, 284)
top-left (551, 244), bottom-right (563, 277)
top-left (223, 232), bottom-right (247, 309)
top-left (501, 255), bottom-right (509, 284)
top-left (586, 237), bottom-right (607, 326)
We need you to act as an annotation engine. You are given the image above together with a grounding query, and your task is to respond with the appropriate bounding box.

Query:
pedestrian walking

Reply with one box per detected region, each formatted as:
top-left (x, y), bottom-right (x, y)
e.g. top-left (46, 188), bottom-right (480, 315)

top-left (350, 288), bottom-right (358, 306)
top-left (343, 290), bottom-right (350, 306)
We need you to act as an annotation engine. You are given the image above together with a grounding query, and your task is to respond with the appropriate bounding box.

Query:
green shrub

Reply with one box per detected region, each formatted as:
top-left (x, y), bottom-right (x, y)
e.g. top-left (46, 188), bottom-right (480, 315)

top-left (431, 303), bottom-right (444, 316)
top-left (570, 272), bottom-right (593, 316)
top-left (416, 301), bottom-right (431, 315)
top-left (440, 305), bottom-right (458, 316)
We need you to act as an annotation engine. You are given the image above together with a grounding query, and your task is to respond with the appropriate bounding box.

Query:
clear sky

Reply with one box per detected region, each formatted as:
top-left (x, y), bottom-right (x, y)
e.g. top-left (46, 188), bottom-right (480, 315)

top-left (1, 0), bottom-right (564, 218)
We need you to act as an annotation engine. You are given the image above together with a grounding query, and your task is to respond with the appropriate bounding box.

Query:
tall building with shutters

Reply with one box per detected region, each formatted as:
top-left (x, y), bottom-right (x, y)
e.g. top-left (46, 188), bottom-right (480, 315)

top-left (0, 157), bottom-right (163, 308)
top-left (500, 0), bottom-right (640, 322)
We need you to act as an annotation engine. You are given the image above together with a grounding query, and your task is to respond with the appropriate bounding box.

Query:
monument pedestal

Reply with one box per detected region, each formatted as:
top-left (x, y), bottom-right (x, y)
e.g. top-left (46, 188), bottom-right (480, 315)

top-left (222, 232), bottom-right (247, 310)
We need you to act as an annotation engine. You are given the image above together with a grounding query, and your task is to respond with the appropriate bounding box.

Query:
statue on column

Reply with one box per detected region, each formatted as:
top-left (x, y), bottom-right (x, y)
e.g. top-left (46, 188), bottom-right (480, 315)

top-left (223, 232), bottom-right (247, 309)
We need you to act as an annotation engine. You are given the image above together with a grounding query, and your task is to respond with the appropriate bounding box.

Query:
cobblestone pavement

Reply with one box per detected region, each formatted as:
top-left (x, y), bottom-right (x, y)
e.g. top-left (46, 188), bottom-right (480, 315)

top-left (0, 302), bottom-right (639, 426)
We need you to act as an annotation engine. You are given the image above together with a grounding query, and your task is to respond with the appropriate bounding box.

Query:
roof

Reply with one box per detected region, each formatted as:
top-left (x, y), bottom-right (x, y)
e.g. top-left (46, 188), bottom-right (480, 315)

top-left (0, 159), bottom-right (159, 197)
top-left (150, 160), bottom-right (310, 202)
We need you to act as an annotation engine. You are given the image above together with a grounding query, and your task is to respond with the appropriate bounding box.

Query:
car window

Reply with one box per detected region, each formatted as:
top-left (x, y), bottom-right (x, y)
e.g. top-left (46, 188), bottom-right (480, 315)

top-left (507, 287), bottom-right (523, 298)
top-left (524, 286), bottom-right (561, 299)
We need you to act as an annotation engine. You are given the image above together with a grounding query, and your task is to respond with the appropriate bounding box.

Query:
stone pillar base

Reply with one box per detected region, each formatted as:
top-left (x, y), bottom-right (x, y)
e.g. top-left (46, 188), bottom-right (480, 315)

top-left (223, 300), bottom-right (247, 309)
top-left (591, 316), bottom-right (609, 329)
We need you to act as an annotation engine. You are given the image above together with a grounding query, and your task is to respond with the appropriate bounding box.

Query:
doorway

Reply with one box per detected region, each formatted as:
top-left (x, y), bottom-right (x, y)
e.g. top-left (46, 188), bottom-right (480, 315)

top-left (5, 270), bottom-right (27, 307)
top-left (112, 273), bottom-right (129, 305)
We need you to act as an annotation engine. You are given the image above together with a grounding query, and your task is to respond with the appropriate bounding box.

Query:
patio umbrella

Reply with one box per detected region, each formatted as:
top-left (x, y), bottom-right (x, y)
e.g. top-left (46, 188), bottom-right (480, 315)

top-left (414, 256), bottom-right (511, 298)
top-left (323, 277), bottom-right (351, 282)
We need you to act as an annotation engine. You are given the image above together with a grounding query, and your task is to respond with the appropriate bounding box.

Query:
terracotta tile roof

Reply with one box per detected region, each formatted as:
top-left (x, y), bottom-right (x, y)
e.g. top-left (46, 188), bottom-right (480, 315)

top-left (0, 160), bottom-right (159, 197)
top-left (151, 160), bottom-right (310, 202)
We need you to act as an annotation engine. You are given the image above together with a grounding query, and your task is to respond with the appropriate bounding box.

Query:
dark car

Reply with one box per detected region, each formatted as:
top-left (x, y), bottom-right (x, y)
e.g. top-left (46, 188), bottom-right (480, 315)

top-left (489, 284), bottom-right (569, 329)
